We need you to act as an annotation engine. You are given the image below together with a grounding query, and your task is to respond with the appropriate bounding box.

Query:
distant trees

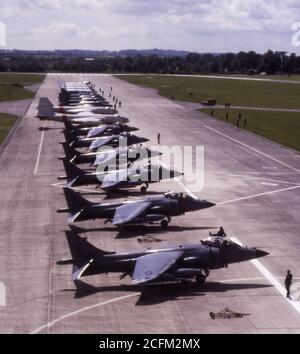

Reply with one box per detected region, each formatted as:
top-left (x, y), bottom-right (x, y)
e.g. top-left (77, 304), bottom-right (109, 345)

top-left (1, 50), bottom-right (300, 74)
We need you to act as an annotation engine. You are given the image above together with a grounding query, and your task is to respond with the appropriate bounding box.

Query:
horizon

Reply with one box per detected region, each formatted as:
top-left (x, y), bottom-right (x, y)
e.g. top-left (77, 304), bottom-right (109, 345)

top-left (0, 48), bottom-right (296, 55)
top-left (1, 1), bottom-right (300, 53)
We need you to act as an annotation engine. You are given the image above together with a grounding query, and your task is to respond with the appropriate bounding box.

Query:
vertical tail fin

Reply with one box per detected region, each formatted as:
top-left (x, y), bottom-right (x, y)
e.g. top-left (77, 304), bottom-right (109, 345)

top-left (62, 159), bottom-right (84, 179)
top-left (62, 142), bottom-right (81, 159)
top-left (63, 130), bottom-right (77, 144)
top-left (63, 187), bottom-right (93, 214)
top-left (62, 229), bottom-right (115, 281)
top-left (37, 97), bottom-right (55, 118)
top-left (64, 119), bottom-right (76, 132)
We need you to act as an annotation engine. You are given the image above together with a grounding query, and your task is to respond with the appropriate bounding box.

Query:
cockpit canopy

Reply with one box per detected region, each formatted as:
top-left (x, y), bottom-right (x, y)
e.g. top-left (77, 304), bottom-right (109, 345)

top-left (201, 236), bottom-right (237, 248)
top-left (164, 192), bottom-right (189, 200)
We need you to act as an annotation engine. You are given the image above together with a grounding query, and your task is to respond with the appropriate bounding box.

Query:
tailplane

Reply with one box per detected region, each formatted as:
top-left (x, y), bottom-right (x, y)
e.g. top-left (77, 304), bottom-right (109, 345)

top-left (63, 130), bottom-right (77, 144)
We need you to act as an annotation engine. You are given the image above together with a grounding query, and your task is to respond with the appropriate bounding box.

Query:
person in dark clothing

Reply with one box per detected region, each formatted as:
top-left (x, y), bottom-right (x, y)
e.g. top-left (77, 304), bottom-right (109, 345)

top-left (285, 270), bottom-right (293, 298)
top-left (157, 132), bottom-right (161, 145)
top-left (209, 227), bottom-right (227, 237)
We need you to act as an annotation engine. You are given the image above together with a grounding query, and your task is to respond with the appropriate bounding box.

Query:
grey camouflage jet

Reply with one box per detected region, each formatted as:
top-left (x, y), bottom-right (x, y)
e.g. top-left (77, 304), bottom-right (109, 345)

top-left (60, 159), bottom-right (183, 193)
top-left (37, 98), bottom-right (128, 125)
top-left (57, 231), bottom-right (268, 289)
top-left (61, 143), bottom-right (161, 166)
top-left (58, 188), bottom-right (215, 228)
top-left (62, 130), bottom-right (149, 150)
top-left (63, 121), bottom-right (138, 138)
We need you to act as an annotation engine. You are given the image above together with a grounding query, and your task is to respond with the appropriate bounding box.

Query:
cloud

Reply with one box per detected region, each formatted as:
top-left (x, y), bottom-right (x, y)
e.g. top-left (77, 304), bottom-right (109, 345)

top-left (1, 0), bottom-right (299, 52)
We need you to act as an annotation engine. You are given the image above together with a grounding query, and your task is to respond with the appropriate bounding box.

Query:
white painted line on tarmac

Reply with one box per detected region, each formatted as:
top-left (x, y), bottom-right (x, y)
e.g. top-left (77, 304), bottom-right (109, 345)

top-left (30, 293), bottom-right (139, 334)
top-left (217, 185), bottom-right (300, 205)
top-left (204, 125), bottom-right (300, 173)
top-left (174, 177), bottom-right (198, 199)
top-left (208, 170), bottom-right (299, 186)
top-left (34, 126), bottom-right (46, 175)
top-left (231, 237), bottom-right (300, 317)
top-left (160, 161), bottom-right (198, 199)
top-left (260, 182), bottom-right (278, 187)
top-left (219, 276), bottom-right (300, 284)
top-left (51, 182), bottom-right (102, 195)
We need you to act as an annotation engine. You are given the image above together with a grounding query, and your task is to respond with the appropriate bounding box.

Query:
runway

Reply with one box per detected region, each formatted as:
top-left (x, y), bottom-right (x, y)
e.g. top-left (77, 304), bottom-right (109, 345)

top-left (0, 73), bottom-right (300, 334)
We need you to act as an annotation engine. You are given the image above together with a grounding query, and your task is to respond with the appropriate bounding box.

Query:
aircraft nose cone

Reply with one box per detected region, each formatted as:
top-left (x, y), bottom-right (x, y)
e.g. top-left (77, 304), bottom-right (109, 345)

top-left (255, 249), bottom-right (269, 258)
top-left (170, 170), bottom-right (184, 178)
top-left (206, 201), bottom-right (216, 208)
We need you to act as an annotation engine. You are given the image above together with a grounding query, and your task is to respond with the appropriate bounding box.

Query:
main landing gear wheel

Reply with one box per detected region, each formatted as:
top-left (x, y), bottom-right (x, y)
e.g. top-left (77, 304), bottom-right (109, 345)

top-left (140, 185), bottom-right (147, 193)
top-left (195, 274), bottom-right (206, 286)
top-left (160, 219), bottom-right (169, 229)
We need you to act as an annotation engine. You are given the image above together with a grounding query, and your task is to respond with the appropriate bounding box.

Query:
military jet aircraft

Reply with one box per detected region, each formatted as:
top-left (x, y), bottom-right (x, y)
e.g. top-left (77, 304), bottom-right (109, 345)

top-left (61, 143), bottom-right (162, 167)
top-left (38, 108), bottom-right (129, 125)
top-left (57, 231), bottom-right (268, 288)
top-left (58, 188), bottom-right (215, 228)
top-left (62, 130), bottom-right (149, 150)
top-left (38, 97), bottom-right (113, 116)
top-left (60, 159), bottom-right (183, 192)
top-left (88, 133), bottom-right (149, 151)
top-left (63, 121), bottom-right (138, 138)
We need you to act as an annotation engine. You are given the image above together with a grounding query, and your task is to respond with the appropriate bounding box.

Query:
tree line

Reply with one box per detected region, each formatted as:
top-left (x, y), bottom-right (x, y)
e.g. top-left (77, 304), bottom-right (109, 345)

top-left (1, 50), bottom-right (300, 74)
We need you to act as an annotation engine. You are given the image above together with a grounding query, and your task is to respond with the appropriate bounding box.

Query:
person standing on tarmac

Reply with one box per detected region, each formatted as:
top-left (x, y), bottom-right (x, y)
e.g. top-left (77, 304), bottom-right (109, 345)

top-left (209, 227), bottom-right (227, 237)
top-left (285, 270), bottom-right (293, 298)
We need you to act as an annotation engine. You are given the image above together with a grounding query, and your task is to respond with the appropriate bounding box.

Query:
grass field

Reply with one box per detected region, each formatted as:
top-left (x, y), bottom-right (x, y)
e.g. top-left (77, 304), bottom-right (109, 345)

top-left (200, 108), bottom-right (300, 152)
top-left (117, 75), bottom-right (300, 109)
top-left (0, 74), bottom-right (45, 101)
top-left (0, 113), bottom-right (18, 145)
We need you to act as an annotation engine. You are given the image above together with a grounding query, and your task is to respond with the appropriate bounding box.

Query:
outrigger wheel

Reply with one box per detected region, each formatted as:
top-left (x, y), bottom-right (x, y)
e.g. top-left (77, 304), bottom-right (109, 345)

top-left (160, 220), bottom-right (169, 228)
top-left (195, 274), bottom-right (206, 286)
top-left (161, 216), bottom-right (171, 228)
top-left (140, 186), bottom-right (147, 193)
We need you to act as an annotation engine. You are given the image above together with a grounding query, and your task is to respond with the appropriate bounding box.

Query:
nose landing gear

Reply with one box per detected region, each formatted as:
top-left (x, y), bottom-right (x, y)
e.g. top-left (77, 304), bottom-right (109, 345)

top-left (160, 216), bottom-right (171, 229)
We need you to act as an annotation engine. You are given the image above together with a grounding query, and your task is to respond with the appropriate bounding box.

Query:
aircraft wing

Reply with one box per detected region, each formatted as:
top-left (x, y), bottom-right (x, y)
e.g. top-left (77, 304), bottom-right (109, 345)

top-left (87, 126), bottom-right (107, 138)
top-left (101, 169), bottom-right (129, 189)
top-left (90, 136), bottom-right (114, 150)
top-left (93, 149), bottom-right (117, 166)
top-left (112, 201), bottom-right (152, 226)
top-left (132, 251), bottom-right (184, 285)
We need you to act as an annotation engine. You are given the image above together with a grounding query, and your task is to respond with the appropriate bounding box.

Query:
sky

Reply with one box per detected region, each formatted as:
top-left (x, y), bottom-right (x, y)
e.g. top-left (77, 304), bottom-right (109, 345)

top-left (1, 0), bottom-right (300, 53)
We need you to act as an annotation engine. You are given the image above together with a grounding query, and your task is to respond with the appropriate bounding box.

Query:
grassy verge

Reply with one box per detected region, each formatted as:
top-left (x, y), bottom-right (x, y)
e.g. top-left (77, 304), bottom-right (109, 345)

top-left (116, 75), bottom-right (300, 109)
top-left (200, 108), bottom-right (300, 152)
top-left (0, 113), bottom-right (18, 144)
top-left (0, 74), bottom-right (45, 101)
top-left (229, 75), bottom-right (300, 82)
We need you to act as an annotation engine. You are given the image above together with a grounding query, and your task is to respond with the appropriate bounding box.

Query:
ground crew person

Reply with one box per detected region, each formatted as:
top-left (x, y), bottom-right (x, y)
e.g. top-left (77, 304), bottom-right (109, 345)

top-left (209, 227), bottom-right (227, 237)
top-left (157, 132), bottom-right (161, 145)
top-left (285, 270), bottom-right (293, 298)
